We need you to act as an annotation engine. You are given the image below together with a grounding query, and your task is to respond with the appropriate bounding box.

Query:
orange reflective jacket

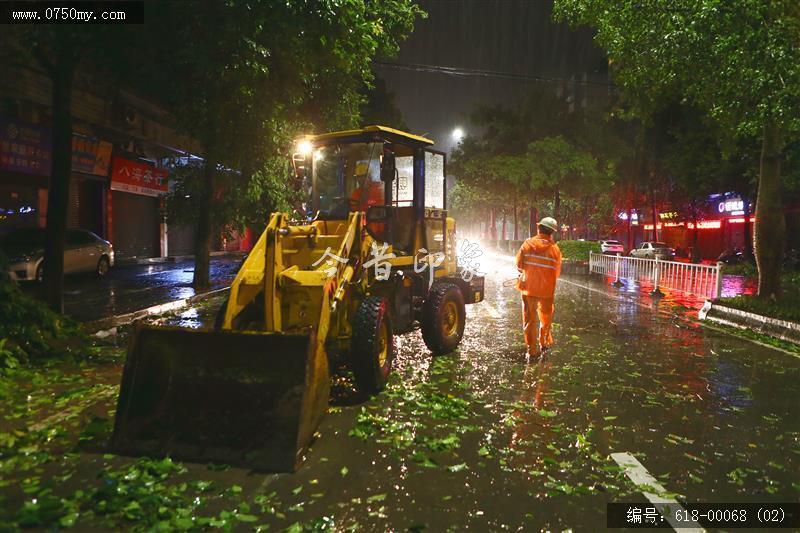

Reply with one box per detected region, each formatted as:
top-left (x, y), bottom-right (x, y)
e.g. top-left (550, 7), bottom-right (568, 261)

top-left (349, 183), bottom-right (384, 212)
top-left (515, 233), bottom-right (562, 298)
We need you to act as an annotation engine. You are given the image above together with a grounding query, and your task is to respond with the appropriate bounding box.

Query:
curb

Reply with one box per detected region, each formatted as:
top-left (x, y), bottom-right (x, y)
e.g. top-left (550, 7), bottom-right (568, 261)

top-left (699, 300), bottom-right (800, 346)
top-left (86, 286), bottom-right (230, 336)
top-left (116, 250), bottom-right (246, 267)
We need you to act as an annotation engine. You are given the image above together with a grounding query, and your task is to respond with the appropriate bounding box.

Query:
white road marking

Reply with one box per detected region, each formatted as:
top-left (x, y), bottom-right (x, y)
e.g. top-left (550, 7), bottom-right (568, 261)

top-left (611, 452), bottom-right (705, 532)
top-left (481, 301), bottom-right (502, 319)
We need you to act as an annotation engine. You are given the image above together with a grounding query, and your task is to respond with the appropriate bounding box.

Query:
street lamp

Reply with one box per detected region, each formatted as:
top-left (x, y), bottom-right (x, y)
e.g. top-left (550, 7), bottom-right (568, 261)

top-left (452, 127), bottom-right (464, 143)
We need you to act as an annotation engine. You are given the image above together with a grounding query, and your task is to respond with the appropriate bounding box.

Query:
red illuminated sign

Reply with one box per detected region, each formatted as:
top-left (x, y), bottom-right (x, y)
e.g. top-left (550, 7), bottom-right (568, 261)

top-left (645, 220), bottom-right (722, 230)
top-left (110, 157), bottom-right (168, 197)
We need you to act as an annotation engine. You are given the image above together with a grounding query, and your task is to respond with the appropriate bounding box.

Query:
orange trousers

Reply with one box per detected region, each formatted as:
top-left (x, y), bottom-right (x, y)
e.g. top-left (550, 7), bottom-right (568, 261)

top-left (521, 295), bottom-right (554, 352)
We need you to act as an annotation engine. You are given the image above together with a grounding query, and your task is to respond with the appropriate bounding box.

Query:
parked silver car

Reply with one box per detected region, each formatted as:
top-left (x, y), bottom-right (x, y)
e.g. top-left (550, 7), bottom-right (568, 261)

top-left (599, 239), bottom-right (624, 254)
top-left (630, 241), bottom-right (676, 260)
top-left (2, 228), bottom-right (114, 282)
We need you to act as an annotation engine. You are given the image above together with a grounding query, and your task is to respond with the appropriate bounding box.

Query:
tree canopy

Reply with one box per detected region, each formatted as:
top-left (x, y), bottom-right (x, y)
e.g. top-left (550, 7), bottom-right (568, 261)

top-left (124, 0), bottom-right (425, 287)
top-left (554, 0), bottom-right (800, 297)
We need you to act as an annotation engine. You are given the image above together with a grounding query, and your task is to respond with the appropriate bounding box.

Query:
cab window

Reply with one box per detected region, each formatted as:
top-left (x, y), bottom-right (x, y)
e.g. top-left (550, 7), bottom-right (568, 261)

top-left (313, 142), bottom-right (384, 219)
top-left (424, 151), bottom-right (444, 209)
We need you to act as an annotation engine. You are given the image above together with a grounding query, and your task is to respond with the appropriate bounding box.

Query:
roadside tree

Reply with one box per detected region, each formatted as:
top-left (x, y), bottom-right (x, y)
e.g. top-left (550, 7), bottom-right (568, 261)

top-left (555, 0), bottom-right (800, 297)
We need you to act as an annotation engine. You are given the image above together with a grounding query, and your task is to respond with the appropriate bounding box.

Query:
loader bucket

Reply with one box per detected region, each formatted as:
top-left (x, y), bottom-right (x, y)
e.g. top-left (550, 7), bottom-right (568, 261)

top-left (111, 322), bottom-right (330, 472)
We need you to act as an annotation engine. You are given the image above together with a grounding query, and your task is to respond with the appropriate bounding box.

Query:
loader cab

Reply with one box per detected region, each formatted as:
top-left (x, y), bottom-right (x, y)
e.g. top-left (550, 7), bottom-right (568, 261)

top-left (296, 126), bottom-right (447, 255)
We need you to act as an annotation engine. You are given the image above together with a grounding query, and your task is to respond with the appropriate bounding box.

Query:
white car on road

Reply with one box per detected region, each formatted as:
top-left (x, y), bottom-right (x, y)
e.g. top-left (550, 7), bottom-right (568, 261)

top-left (599, 239), bottom-right (624, 255)
top-left (630, 241), bottom-right (676, 260)
top-left (2, 228), bottom-right (115, 282)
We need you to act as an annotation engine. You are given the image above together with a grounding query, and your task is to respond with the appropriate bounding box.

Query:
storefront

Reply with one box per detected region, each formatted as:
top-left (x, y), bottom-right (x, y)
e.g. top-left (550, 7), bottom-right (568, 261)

top-left (1, 119), bottom-right (116, 240)
top-left (641, 193), bottom-right (754, 260)
top-left (68, 134), bottom-right (113, 237)
top-left (109, 156), bottom-right (168, 259)
top-left (166, 223), bottom-right (196, 256)
top-left (0, 119), bottom-right (51, 233)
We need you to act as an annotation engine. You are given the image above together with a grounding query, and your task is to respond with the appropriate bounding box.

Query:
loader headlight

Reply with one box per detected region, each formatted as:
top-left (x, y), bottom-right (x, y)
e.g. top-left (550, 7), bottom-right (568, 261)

top-left (296, 139), bottom-right (313, 156)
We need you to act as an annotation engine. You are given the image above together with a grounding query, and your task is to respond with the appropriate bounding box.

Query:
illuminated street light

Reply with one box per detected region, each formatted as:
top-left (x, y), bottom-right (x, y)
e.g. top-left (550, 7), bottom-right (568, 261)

top-left (452, 127), bottom-right (464, 142)
top-left (296, 139), bottom-right (313, 156)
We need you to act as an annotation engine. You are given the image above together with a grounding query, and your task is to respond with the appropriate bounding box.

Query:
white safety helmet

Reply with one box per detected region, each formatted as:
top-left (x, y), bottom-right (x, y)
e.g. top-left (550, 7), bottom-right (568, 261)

top-left (538, 217), bottom-right (558, 232)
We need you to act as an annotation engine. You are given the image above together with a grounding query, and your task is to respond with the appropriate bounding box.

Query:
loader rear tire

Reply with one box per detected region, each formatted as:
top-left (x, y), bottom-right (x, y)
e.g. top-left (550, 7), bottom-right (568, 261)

top-left (352, 296), bottom-right (394, 394)
top-left (421, 282), bottom-right (465, 355)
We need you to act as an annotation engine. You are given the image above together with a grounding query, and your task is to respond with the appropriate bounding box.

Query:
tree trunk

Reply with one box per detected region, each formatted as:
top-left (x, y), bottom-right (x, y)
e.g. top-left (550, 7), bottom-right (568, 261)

top-left (529, 204), bottom-right (537, 237)
top-left (692, 209), bottom-right (701, 263)
top-left (489, 208), bottom-right (497, 240)
top-left (42, 61), bottom-right (75, 312)
top-left (193, 156), bottom-right (216, 289)
top-left (650, 180), bottom-right (658, 242)
top-left (583, 198), bottom-right (590, 240)
top-left (501, 211), bottom-right (507, 241)
top-left (626, 208), bottom-right (633, 252)
top-left (553, 189), bottom-right (561, 223)
top-left (754, 121), bottom-right (785, 298)
top-left (743, 196), bottom-right (754, 261)
top-left (513, 195), bottom-right (518, 240)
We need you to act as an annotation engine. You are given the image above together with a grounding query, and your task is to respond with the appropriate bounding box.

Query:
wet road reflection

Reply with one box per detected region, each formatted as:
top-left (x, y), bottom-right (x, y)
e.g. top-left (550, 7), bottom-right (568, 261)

top-left (20, 255), bottom-right (242, 322)
top-left (187, 252), bottom-right (796, 530)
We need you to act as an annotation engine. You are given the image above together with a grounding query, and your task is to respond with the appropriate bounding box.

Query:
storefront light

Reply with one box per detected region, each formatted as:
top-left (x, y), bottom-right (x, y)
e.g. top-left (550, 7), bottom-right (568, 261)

top-left (718, 199), bottom-right (744, 214)
top-left (686, 220), bottom-right (722, 229)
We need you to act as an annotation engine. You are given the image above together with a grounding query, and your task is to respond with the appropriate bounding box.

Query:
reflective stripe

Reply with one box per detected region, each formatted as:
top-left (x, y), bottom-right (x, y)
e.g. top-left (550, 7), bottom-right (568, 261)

top-left (523, 262), bottom-right (556, 270)
top-left (524, 253), bottom-right (557, 262)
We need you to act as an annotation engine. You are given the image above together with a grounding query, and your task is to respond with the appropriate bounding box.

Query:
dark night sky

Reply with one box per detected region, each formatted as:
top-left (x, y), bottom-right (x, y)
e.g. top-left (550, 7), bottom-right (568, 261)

top-left (373, 0), bottom-right (609, 152)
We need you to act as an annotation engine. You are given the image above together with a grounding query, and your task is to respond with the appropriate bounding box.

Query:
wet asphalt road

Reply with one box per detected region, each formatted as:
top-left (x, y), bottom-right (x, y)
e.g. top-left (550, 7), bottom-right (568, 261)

top-left (4, 252), bottom-right (798, 530)
top-left (154, 253), bottom-right (800, 530)
top-left (19, 255), bottom-right (242, 322)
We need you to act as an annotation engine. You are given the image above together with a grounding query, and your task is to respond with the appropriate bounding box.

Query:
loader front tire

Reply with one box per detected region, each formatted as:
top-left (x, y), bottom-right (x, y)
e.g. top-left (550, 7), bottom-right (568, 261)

top-left (421, 283), bottom-right (465, 355)
top-left (352, 296), bottom-right (394, 394)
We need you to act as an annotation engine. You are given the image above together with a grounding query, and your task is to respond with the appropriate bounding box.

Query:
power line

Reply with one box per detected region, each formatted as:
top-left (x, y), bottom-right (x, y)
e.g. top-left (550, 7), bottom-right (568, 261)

top-left (373, 61), bottom-right (617, 89)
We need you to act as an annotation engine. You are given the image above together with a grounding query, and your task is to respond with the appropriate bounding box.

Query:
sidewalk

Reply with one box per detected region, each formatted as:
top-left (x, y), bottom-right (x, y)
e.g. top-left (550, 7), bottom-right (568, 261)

top-left (21, 254), bottom-right (242, 323)
top-left (115, 250), bottom-right (245, 266)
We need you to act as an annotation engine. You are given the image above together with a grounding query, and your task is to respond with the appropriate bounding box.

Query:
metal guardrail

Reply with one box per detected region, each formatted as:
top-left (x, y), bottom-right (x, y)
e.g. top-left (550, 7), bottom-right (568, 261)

top-left (589, 251), bottom-right (723, 299)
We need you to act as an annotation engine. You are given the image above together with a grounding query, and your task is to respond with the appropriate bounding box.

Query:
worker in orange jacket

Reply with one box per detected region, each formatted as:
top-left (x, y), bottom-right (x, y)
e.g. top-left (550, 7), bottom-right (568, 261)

top-left (515, 217), bottom-right (562, 358)
top-left (349, 160), bottom-right (384, 213)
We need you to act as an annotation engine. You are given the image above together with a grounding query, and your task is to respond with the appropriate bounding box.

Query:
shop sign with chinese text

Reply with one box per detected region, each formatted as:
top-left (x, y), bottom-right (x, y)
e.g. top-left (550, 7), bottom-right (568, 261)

top-left (72, 134), bottom-right (112, 176)
top-left (110, 156), bottom-right (168, 197)
top-left (0, 119), bottom-right (52, 176)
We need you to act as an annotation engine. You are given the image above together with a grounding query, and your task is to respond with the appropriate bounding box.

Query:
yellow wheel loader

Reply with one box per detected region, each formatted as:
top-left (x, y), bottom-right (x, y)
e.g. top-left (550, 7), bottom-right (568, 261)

top-left (111, 126), bottom-right (485, 471)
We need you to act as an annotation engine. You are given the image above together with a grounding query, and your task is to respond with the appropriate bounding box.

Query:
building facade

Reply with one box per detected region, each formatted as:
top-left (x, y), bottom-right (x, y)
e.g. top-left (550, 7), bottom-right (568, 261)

top-left (0, 62), bottom-right (206, 260)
